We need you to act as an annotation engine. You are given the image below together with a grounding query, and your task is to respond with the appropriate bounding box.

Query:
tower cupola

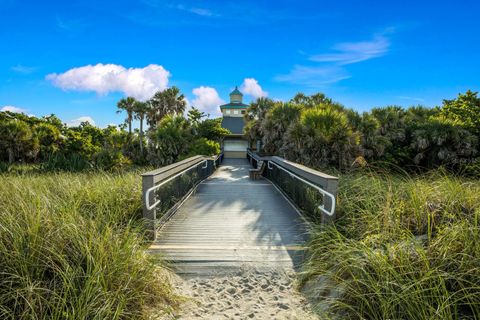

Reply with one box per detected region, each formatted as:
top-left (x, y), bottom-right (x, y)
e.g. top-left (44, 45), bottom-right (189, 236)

top-left (229, 86), bottom-right (243, 103)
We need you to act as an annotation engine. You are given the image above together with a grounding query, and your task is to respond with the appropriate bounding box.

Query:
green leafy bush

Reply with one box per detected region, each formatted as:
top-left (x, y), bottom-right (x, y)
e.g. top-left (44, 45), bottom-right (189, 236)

top-left (147, 115), bottom-right (191, 166)
top-left (92, 149), bottom-right (132, 170)
top-left (440, 90), bottom-right (480, 135)
top-left (187, 137), bottom-right (220, 156)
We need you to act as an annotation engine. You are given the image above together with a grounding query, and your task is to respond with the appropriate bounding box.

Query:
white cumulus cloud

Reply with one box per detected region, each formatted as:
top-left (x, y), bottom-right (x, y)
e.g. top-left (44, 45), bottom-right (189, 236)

top-left (1, 105), bottom-right (27, 113)
top-left (66, 116), bottom-right (96, 127)
top-left (47, 63), bottom-right (170, 101)
top-left (191, 86), bottom-right (224, 117)
top-left (240, 78), bottom-right (268, 99)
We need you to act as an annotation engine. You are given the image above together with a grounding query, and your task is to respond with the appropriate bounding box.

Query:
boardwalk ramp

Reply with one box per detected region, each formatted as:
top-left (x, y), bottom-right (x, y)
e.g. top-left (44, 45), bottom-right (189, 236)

top-left (149, 158), bottom-right (310, 274)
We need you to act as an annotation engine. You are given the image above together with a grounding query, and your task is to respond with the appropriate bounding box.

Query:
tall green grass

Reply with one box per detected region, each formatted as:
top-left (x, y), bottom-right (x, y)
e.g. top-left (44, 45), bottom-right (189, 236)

top-left (301, 170), bottom-right (480, 319)
top-left (0, 171), bottom-right (178, 319)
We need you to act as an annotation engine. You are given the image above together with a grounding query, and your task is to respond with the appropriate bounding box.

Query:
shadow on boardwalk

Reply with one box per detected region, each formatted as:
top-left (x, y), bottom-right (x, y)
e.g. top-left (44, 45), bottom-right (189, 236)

top-left (150, 158), bottom-right (310, 274)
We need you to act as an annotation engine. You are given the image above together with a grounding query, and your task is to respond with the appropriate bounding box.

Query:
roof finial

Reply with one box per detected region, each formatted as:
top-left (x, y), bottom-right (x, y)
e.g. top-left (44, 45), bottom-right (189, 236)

top-left (230, 86), bottom-right (243, 96)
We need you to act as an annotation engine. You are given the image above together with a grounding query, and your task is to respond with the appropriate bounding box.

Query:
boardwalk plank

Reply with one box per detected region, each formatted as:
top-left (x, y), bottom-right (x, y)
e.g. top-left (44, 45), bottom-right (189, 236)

top-left (150, 158), bottom-right (309, 274)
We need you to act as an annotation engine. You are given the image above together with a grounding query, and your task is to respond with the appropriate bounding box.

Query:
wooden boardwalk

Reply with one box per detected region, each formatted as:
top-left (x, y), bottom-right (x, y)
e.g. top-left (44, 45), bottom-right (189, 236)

top-left (149, 158), bottom-right (310, 274)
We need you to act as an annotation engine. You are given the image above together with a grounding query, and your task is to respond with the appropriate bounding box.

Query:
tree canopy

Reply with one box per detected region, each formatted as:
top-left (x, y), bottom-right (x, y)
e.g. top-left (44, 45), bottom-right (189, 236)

top-left (244, 90), bottom-right (480, 173)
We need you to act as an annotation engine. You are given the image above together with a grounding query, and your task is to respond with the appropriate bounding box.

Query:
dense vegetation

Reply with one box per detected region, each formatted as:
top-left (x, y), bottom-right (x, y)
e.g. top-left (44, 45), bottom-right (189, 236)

top-left (0, 87), bottom-right (230, 318)
top-left (301, 171), bottom-right (480, 319)
top-left (0, 87), bottom-right (229, 172)
top-left (244, 90), bottom-right (480, 175)
top-left (1, 87), bottom-right (478, 319)
top-left (244, 90), bottom-right (480, 318)
top-left (0, 171), bottom-right (179, 319)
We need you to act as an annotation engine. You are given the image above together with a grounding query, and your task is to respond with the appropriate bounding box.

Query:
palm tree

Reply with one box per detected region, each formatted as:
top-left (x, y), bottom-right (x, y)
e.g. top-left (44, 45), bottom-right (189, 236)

top-left (116, 97), bottom-right (137, 135)
top-left (133, 101), bottom-right (149, 153)
top-left (244, 97), bottom-right (274, 122)
top-left (0, 119), bottom-right (35, 163)
top-left (290, 92), bottom-right (335, 109)
top-left (260, 102), bottom-right (301, 154)
top-left (149, 115), bottom-right (190, 165)
top-left (298, 106), bottom-right (356, 168)
top-left (147, 87), bottom-right (187, 129)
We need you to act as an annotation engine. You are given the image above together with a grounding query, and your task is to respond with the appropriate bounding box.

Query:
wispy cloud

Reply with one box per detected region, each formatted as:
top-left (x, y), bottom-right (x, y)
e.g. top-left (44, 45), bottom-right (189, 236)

top-left (11, 64), bottom-right (37, 74)
top-left (56, 15), bottom-right (89, 33)
top-left (134, 1), bottom-right (333, 26)
top-left (309, 34), bottom-right (390, 65)
top-left (396, 96), bottom-right (425, 102)
top-left (143, 1), bottom-right (217, 17)
top-left (275, 65), bottom-right (350, 87)
top-left (176, 4), bottom-right (215, 17)
top-left (276, 29), bottom-right (393, 87)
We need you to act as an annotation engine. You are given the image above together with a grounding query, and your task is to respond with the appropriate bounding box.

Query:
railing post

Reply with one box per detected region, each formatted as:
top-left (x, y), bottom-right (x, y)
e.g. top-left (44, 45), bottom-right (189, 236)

top-left (207, 158), bottom-right (215, 176)
top-left (142, 174), bottom-right (156, 240)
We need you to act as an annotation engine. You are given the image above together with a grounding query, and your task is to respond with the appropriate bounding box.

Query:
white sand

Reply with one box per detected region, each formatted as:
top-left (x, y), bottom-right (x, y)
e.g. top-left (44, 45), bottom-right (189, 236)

top-left (156, 267), bottom-right (318, 319)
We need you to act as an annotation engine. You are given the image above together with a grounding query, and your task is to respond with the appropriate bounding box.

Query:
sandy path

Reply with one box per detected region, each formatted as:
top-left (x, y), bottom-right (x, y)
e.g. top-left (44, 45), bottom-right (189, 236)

top-left (156, 268), bottom-right (318, 319)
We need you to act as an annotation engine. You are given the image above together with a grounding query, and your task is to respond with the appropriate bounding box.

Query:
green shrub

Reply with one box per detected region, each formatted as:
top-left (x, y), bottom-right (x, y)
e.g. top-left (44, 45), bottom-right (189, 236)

top-left (187, 138), bottom-right (220, 156)
top-left (40, 152), bottom-right (91, 171)
top-left (92, 149), bottom-right (132, 170)
top-left (440, 90), bottom-right (480, 135)
top-left (147, 115), bottom-right (191, 166)
top-left (285, 105), bottom-right (359, 168)
top-left (34, 122), bottom-right (62, 159)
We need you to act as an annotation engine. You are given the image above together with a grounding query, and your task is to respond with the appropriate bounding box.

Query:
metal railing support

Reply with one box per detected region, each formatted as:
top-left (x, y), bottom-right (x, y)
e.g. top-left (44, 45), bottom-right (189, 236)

top-left (141, 155), bottom-right (219, 240)
top-left (267, 160), bottom-right (336, 217)
top-left (268, 156), bottom-right (338, 223)
top-left (145, 160), bottom-right (208, 211)
top-left (246, 150), bottom-right (338, 223)
top-left (142, 174), bottom-right (156, 240)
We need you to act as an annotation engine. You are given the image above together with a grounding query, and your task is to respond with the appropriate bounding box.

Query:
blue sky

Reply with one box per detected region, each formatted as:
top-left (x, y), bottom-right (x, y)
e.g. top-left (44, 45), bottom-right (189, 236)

top-left (1, 0), bottom-right (479, 127)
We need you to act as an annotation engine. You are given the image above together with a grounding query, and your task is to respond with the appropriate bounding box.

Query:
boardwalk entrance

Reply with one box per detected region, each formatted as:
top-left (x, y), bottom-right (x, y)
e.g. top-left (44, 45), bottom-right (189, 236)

top-left (149, 158), bottom-right (309, 274)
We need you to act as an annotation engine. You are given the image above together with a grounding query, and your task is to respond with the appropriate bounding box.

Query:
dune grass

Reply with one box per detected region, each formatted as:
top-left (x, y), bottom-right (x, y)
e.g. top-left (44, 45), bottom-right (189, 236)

top-left (301, 169), bottom-right (480, 319)
top-left (0, 170), bottom-right (179, 319)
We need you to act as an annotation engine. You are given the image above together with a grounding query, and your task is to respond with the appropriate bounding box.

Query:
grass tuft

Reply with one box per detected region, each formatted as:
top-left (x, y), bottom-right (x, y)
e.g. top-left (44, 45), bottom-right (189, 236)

top-left (301, 170), bottom-right (480, 319)
top-left (0, 170), bottom-right (179, 319)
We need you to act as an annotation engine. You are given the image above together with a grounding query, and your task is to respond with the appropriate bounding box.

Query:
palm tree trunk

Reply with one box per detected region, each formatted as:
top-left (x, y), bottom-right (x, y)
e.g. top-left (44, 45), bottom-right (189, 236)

top-left (8, 148), bottom-right (14, 164)
top-left (128, 111), bottom-right (133, 135)
top-left (139, 114), bottom-right (144, 154)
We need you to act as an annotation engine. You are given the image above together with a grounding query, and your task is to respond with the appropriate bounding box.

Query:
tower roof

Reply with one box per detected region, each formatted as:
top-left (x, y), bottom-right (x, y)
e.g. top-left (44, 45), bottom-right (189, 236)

top-left (219, 102), bottom-right (248, 109)
top-left (230, 86), bottom-right (243, 96)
